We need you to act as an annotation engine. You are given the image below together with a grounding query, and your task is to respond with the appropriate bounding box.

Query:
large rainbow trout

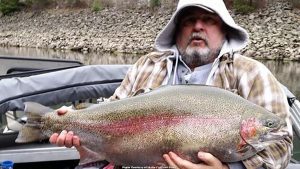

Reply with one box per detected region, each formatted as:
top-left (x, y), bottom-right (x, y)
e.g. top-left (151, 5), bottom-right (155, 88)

top-left (16, 85), bottom-right (286, 166)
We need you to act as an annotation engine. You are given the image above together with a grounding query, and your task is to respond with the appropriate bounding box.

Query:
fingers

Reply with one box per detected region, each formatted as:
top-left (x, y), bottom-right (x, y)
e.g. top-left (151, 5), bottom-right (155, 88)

top-left (72, 135), bottom-right (81, 148)
top-left (64, 131), bottom-right (74, 148)
top-left (73, 135), bottom-right (85, 153)
top-left (56, 106), bottom-right (74, 116)
top-left (50, 130), bottom-right (80, 148)
top-left (163, 153), bottom-right (178, 169)
top-left (197, 152), bottom-right (222, 167)
top-left (56, 130), bottom-right (68, 146)
top-left (49, 133), bottom-right (59, 144)
top-left (164, 152), bottom-right (195, 169)
top-left (163, 151), bottom-right (225, 169)
top-left (56, 108), bottom-right (68, 116)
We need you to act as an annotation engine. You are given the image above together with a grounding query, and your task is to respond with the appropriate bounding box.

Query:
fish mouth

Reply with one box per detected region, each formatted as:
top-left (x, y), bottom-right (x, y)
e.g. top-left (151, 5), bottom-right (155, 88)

top-left (258, 130), bottom-right (289, 142)
top-left (242, 130), bottom-right (289, 152)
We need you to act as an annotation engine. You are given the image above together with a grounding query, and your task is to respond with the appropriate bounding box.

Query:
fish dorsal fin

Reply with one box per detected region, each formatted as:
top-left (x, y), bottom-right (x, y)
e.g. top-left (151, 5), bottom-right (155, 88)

top-left (24, 102), bottom-right (54, 115)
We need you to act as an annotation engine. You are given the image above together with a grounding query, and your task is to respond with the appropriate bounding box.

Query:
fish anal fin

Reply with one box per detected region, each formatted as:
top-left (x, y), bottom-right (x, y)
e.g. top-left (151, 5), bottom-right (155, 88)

top-left (15, 126), bottom-right (46, 143)
top-left (78, 146), bottom-right (106, 165)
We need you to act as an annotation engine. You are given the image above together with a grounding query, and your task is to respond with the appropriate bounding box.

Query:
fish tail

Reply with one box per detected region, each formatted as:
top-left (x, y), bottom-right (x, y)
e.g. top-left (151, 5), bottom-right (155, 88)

top-left (15, 102), bottom-right (54, 143)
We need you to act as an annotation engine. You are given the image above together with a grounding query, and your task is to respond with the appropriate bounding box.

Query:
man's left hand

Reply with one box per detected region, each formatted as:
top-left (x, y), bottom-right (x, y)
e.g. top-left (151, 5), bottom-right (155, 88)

top-left (163, 151), bottom-right (229, 169)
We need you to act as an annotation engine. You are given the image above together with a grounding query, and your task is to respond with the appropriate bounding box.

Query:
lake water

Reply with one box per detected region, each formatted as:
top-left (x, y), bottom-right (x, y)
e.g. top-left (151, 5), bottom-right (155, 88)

top-left (0, 46), bottom-right (299, 99)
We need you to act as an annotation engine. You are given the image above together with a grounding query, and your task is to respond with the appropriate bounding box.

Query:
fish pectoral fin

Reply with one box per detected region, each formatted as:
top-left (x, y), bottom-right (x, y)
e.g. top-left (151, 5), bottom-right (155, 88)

top-left (233, 144), bottom-right (259, 161)
top-left (78, 146), bottom-right (106, 165)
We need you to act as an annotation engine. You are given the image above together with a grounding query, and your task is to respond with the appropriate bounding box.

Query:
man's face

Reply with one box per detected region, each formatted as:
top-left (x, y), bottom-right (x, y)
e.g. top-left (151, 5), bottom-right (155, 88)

top-left (176, 8), bottom-right (225, 68)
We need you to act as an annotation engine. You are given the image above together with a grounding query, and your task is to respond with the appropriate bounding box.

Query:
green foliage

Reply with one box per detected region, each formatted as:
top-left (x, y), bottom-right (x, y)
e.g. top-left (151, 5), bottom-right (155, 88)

top-left (0, 0), bottom-right (23, 15)
top-left (150, 0), bottom-right (161, 8)
top-left (233, 0), bottom-right (255, 14)
top-left (91, 0), bottom-right (102, 12)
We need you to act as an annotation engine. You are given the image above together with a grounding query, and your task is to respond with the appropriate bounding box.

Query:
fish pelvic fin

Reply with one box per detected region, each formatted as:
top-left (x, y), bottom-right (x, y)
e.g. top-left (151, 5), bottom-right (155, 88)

top-left (78, 146), bottom-right (106, 165)
top-left (15, 102), bottom-right (53, 143)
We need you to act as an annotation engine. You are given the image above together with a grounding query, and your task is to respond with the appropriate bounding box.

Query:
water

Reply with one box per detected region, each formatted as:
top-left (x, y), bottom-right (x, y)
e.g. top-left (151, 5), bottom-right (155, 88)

top-left (261, 60), bottom-right (300, 99)
top-left (0, 46), bottom-right (299, 98)
top-left (0, 46), bottom-right (140, 65)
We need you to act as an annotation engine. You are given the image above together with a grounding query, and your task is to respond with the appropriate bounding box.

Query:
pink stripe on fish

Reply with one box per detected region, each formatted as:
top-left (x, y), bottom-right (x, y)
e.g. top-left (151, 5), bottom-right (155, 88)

top-left (96, 113), bottom-right (182, 136)
top-left (79, 113), bottom-right (229, 136)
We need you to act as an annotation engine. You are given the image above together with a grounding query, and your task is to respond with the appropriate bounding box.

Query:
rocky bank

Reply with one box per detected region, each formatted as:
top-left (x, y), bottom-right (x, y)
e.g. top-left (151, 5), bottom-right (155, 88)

top-left (0, 0), bottom-right (299, 60)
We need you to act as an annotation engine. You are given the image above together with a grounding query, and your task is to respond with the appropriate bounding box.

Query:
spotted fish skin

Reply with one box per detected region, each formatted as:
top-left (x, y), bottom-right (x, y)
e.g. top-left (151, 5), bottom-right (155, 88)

top-left (15, 85), bottom-right (285, 166)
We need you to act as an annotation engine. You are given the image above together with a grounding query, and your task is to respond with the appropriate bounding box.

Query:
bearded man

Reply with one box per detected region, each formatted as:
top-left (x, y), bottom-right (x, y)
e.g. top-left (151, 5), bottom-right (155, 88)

top-left (50, 0), bottom-right (293, 168)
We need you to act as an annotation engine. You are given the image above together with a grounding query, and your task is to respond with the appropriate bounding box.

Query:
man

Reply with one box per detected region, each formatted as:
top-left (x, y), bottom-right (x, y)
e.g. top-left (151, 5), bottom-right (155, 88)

top-left (50, 0), bottom-right (293, 168)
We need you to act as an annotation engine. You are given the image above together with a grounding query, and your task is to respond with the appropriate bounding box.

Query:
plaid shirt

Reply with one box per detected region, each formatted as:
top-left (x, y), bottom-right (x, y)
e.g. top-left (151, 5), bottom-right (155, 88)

top-left (109, 51), bottom-right (293, 169)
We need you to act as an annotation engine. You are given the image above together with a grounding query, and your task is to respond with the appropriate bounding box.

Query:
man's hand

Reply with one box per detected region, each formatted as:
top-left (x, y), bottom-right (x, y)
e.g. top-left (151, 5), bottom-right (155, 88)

top-left (163, 151), bottom-right (229, 169)
top-left (49, 107), bottom-right (81, 149)
top-left (49, 130), bottom-right (81, 148)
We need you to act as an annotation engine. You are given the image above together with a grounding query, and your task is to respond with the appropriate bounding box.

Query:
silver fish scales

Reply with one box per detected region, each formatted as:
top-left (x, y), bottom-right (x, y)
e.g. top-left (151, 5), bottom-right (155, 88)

top-left (16, 85), bottom-right (286, 166)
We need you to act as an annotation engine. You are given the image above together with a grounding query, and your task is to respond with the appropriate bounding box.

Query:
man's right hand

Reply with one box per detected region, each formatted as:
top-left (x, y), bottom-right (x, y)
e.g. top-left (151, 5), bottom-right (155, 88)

top-left (49, 130), bottom-right (81, 148)
top-left (49, 107), bottom-right (81, 149)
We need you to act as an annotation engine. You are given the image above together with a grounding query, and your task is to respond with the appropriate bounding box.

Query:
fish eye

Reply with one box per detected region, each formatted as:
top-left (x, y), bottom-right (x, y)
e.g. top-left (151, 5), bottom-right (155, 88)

top-left (265, 120), bottom-right (275, 128)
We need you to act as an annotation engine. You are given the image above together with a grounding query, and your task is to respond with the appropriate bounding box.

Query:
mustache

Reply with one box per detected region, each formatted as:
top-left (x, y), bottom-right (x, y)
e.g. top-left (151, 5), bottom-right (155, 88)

top-left (188, 33), bottom-right (208, 45)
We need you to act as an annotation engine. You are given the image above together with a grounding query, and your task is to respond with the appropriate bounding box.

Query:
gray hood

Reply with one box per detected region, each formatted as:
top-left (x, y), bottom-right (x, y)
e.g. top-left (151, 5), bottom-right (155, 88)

top-left (155, 0), bottom-right (249, 52)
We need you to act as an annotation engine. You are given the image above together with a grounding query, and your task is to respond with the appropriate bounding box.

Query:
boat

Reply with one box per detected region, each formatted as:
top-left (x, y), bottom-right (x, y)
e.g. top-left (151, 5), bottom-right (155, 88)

top-left (0, 56), bottom-right (299, 168)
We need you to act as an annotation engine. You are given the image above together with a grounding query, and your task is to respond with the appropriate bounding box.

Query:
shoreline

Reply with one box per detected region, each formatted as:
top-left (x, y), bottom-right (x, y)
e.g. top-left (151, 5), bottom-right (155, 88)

top-left (0, 1), bottom-right (299, 60)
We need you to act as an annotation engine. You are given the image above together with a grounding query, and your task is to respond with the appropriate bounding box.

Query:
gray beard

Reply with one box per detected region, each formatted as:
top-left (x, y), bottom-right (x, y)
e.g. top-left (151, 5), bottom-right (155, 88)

top-left (180, 46), bottom-right (221, 67)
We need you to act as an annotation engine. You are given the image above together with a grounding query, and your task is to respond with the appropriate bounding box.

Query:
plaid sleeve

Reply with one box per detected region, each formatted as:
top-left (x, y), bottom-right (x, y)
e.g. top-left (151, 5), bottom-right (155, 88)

top-left (109, 51), bottom-right (169, 101)
top-left (236, 59), bottom-right (293, 169)
top-left (108, 55), bottom-right (148, 101)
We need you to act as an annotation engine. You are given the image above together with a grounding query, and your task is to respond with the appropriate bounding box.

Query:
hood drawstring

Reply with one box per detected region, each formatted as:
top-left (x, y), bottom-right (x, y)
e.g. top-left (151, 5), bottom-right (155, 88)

top-left (172, 51), bottom-right (193, 85)
top-left (172, 53), bottom-right (179, 85)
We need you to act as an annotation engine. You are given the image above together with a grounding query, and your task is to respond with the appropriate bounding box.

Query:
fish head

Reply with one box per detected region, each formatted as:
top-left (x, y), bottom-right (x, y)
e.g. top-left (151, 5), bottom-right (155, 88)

top-left (237, 111), bottom-right (287, 157)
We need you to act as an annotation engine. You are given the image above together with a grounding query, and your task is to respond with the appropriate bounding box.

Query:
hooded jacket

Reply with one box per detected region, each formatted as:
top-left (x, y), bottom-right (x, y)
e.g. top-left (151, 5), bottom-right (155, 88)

top-left (154, 0), bottom-right (249, 86)
top-left (155, 0), bottom-right (248, 52)
top-left (110, 0), bottom-right (292, 168)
